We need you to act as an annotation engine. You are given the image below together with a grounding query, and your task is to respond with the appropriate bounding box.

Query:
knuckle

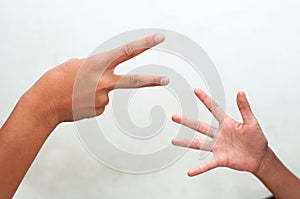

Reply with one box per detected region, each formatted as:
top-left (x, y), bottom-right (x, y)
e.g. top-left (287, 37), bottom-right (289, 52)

top-left (96, 108), bottom-right (105, 116)
top-left (95, 94), bottom-right (109, 108)
top-left (203, 94), bottom-right (210, 103)
top-left (209, 128), bottom-right (217, 138)
top-left (123, 43), bottom-right (135, 56)
top-left (210, 105), bottom-right (218, 113)
top-left (68, 58), bottom-right (80, 63)
top-left (130, 75), bottom-right (141, 87)
top-left (189, 119), bottom-right (196, 128)
top-left (196, 121), bottom-right (202, 131)
top-left (99, 78), bottom-right (115, 90)
top-left (145, 37), bottom-right (153, 48)
top-left (103, 95), bottom-right (109, 106)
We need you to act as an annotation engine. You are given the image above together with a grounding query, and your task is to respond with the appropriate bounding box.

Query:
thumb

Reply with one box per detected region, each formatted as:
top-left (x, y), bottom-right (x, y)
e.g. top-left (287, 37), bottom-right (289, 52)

top-left (237, 91), bottom-right (255, 124)
top-left (188, 159), bottom-right (218, 177)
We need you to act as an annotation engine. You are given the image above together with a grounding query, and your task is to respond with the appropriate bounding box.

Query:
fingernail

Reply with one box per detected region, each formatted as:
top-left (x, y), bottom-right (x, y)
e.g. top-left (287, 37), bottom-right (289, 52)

top-left (160, 77), bottom-right (169, 85)
top-left (154, 33), bottom-right (165, 43)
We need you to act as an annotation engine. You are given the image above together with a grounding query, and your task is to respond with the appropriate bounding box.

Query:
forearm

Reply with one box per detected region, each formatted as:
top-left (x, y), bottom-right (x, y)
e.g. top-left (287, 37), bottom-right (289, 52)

top-left (254, 147), bottom-right (300, 199)
top-left (0, 92), bottom-right (58, 198)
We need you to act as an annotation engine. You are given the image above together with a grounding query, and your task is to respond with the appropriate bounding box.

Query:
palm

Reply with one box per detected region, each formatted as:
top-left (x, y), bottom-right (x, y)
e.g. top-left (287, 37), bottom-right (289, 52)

top-left (172, 89), bottom-right (268, 176)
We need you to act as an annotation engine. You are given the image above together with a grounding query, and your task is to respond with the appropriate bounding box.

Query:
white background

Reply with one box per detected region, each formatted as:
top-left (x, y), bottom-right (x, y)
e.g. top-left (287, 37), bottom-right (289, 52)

top-left (0, 0), bottom-right (300, 198)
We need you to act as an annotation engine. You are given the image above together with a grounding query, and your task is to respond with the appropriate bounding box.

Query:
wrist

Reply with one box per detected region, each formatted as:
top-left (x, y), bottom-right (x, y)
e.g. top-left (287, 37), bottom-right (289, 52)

top-left (253, 147), bottom-right (276, 178)
top-left (20, 90), bottom-right (60, 132)
top-left (20, 58), bottom-right (84, 126)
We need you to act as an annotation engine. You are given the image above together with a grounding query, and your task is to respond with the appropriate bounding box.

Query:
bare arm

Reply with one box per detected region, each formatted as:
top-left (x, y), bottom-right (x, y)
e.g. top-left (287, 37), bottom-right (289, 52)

top-left (254, 147), bottom-right (300, 198)
top-left (172, 89), bottom-right (300, 199)
top-left (0, 33), bottom-right (168, 198)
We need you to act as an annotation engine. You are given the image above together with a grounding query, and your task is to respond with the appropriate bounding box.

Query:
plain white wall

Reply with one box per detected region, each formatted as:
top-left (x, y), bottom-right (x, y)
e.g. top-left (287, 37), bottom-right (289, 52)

top-left (0, 0), bottom-right (299, 198)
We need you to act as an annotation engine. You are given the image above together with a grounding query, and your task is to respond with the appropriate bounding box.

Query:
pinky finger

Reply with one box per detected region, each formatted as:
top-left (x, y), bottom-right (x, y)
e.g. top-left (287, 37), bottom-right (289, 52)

top-left (187, 159), bottom-right (218, 177)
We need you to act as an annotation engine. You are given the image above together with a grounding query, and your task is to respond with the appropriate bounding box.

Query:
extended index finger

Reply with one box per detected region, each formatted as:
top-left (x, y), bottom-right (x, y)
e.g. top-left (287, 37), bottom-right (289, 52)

top-left (107, 33), bottom-right (165, 68)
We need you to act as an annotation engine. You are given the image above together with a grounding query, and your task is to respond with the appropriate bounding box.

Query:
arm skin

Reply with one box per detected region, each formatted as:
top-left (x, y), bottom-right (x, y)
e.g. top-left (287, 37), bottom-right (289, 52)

top-left (0, 33), bottom-right (169, 198)
top-left (172, 89), bottom-right (300, 199)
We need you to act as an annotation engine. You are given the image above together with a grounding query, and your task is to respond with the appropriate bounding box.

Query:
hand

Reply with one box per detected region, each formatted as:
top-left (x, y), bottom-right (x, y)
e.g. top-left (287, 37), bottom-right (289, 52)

top-left (24, 33), bottom-right (169, 126)
top-left (0, 33), bottom-right (169, 198)
top-left (171, 89), bottom-right (268, 176)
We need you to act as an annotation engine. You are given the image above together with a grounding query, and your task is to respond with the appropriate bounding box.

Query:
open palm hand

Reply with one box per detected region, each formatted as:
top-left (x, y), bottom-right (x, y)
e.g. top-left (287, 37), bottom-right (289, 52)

top-left (172, 89), bottom-right (268, 176)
